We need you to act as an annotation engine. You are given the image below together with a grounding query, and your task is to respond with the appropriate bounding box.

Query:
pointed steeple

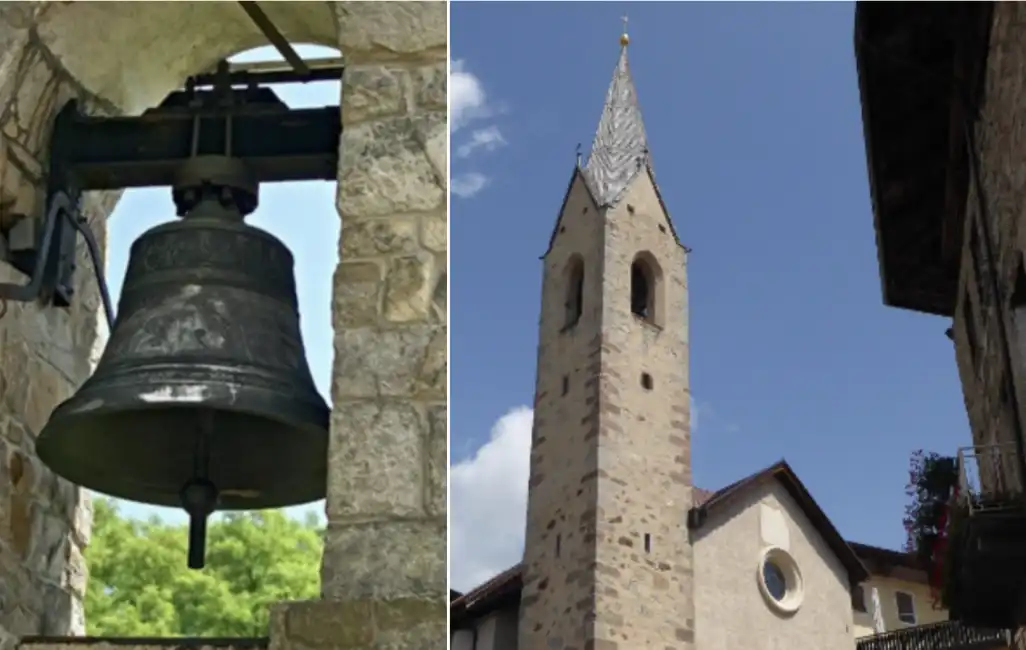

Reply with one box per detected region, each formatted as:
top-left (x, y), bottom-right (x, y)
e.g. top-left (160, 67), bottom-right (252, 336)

top-left (583, 19), bottom-right (651, 206)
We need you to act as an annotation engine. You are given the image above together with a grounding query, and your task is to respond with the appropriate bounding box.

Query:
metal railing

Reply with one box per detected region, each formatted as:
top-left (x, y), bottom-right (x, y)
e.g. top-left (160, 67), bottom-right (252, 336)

top-left (856, 620), bottom-right (1010, 650)
top-left (958, 443), bottom-right (1023, 515)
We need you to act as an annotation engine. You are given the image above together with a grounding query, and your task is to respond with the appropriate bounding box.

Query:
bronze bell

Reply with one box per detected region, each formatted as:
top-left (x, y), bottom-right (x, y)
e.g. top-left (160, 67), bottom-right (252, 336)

top-left (36, 156), bottom-right (330, 568)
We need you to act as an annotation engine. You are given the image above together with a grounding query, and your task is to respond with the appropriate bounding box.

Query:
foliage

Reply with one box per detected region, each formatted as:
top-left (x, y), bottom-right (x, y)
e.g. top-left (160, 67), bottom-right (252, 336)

top-left (903, 450), bottom-right (959, 564)
top-left (903, 449), bottom-right (962, 609)
top-left (85, 498), bottom-right (323, 637)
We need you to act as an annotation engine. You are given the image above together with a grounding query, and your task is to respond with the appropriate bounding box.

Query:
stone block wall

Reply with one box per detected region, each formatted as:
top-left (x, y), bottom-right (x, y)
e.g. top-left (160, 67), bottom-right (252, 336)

top-left (321, 29), bottom-right (448, 602)
top-left (0, 9), bottom-right (123, 641)
top-left (952, 2), bottom-right (1026, 494)
top-left (0, 2), bottom-right (447, 646)
top-left (20, 638), bottom-right (268, 650)
top-left (269, 598), bottom-right (446, 650)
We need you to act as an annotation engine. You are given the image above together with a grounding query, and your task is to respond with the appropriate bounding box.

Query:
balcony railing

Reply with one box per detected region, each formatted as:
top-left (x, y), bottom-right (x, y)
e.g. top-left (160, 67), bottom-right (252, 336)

top-left (856, 621), bottom-right (1010, 650)
top-left (958, 442), bottom-right (1023, 514)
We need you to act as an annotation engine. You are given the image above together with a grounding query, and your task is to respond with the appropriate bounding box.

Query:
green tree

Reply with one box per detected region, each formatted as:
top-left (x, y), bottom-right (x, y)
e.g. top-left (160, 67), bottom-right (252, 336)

top-left (85, 498), bottom-right (323, 636)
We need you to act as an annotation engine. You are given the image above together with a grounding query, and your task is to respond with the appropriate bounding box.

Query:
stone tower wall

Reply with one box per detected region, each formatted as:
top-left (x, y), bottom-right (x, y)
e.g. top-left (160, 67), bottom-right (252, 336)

top-left (519, 172), bottom-right (606, 649)
top-left (592, 172), bottom-right (694, 649)
top-left (519, 166), bottom-right (695, 650)
top-left (0, 3), bottom-right (447, 647)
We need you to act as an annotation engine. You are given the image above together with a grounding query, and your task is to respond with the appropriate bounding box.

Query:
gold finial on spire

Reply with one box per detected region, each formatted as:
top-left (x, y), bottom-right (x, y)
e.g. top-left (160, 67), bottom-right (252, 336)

top-left (619, 14), bottom-right (629, 47)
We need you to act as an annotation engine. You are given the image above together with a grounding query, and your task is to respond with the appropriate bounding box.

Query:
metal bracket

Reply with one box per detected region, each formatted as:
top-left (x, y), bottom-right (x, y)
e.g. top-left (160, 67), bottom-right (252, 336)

top-left (237, 1), bottom-right (311, 77)
top-left (0, 192), bottom-right (79, 306)
top-left (0, 191), bottom-right (115, 327)
top-left (48, 90), bottom-right (340, 192)
top-left (10, 57), bottom-right (341, 318)
top-left (186, 58), bottom-right (345, 89)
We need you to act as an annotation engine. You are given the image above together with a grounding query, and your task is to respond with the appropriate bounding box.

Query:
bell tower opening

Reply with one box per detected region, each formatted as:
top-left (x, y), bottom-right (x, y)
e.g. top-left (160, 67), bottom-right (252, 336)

top-left (630, 252), bottom-right (663, 326)
top-left (104, 43), bottom-right (341, 527)
top-left (564, 254), bottom-right (585, 328)
top-left (631, 261), bottom-right (650, 318)
top-left (0, 3), bottom-right (447, 641)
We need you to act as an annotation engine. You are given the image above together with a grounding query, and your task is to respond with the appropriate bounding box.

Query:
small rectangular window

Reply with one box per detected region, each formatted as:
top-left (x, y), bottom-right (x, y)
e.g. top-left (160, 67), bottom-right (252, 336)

top-left (851, 585), bottom-right (866, 613)
top-left (962, 293), bottom-right (978, 368)
top-left (562, 375), bottom-right (569, 396)
top-left (895, 591), bottom-right (916, 625)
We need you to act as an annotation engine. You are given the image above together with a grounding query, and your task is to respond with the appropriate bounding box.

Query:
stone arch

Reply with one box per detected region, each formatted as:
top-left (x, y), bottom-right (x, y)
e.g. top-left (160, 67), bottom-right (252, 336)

top-left (563, 253), bottom-right (584, 329)
top-left (630, 251), bottom-right (664, 327)
top-left (0, 2), bottom-right (446, 639)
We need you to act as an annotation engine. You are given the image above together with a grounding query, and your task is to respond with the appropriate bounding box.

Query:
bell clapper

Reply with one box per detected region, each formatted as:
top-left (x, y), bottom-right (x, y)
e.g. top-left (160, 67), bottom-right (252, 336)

top-left (181, 410), bottom-right (220, 570)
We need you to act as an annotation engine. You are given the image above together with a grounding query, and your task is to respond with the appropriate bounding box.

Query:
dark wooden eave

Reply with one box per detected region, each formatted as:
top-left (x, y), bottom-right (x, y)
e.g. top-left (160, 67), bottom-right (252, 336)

top-left (848, 540), bottom-right (928, 583)
top-left (855, 2), bottom-right (993, 316)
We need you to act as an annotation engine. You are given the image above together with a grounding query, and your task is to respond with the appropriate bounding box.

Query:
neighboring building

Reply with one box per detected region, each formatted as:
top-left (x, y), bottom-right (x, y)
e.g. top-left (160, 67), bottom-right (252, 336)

top-left (455, 464), bottom-right (869, 650)
top-left (849, 544), bottom-right (1007, 650)
top-left (452, 468), bottom-right (1011, 650)
top-left (849, 542), bottom-right (946, 637)
top-left (855, 1), bottom-right (1026, 633)
top-left (454, 482), bottom-right (1011, 650)
top-left (451, 20), bottom-right (1013, 650)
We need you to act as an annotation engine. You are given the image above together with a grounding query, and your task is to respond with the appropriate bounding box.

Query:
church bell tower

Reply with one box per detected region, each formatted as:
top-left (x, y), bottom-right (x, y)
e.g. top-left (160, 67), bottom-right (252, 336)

top-left (518, 24), bottom-right (696, 650)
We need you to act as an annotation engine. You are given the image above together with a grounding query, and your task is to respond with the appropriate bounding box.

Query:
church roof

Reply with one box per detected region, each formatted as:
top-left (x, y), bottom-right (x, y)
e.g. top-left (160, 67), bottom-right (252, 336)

top-left (451, 460), bottom-right (884, 628)
top-left (582, 40), bottom-right (651, 207)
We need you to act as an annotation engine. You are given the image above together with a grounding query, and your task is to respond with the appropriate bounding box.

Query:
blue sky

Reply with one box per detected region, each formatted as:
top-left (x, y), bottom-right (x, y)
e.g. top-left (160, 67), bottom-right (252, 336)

top-left (104, 44), bottom-right (338, 524)
top-left (449, 2), bottom-right (970, 590)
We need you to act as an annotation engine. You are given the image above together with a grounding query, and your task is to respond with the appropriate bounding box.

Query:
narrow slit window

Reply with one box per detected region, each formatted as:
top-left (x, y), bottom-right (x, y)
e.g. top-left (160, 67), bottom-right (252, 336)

top-left (1011, 261), bottom-right (1026, 368)
top-left (962, 293), bottom-right (978, 368)
top-left (555, 534), bottom-right (562, 557)
top-left (562, 375), bottom-right (569, 396)
top-left (644, 533), bottom-right (651, 553)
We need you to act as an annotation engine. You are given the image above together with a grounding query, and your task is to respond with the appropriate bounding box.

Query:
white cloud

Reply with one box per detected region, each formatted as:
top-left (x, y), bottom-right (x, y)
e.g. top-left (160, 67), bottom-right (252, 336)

top-left (451, 60), bottom-right (489, 133)
top-left (450, 406), bottom-right (533, 593)
top-left (456, 126), bottom-right (506, 158)
top-left (451, 173), bottom-right (489, 199)
top-left (449, 398), bottom-right (705, 594)
top-left (450, 60), bottom-right (506, 198)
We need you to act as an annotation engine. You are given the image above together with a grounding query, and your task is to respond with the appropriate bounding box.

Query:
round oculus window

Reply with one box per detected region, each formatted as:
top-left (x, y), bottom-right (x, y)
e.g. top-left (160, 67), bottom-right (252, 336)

top-left (762, 560), bottom-right (788, 601)
top-left (756, 547), bottom-right (803, 615)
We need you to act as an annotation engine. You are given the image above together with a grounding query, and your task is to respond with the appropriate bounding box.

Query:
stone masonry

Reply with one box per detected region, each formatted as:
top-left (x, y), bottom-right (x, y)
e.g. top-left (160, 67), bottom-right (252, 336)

top-left (518, 41), bottom-right (695, 650)
top-left (952, 2), bottom-right (1026, 496)
top-left (954, 5), bottom-right (1026, 642)
top-left (0, 3), bottom-right (447, 650)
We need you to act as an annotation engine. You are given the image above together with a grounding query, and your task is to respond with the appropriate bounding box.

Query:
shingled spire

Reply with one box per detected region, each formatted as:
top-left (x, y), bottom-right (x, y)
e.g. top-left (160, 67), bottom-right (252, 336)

top-left (583, 22), bottom-right (650, 207)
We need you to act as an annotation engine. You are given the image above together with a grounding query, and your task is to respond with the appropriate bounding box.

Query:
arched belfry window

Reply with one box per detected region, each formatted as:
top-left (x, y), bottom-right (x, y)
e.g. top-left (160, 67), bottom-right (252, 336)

top-left (630, 252), bottom-right (663, 326)
top-left (564, 255), bottom-right (585, 328)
